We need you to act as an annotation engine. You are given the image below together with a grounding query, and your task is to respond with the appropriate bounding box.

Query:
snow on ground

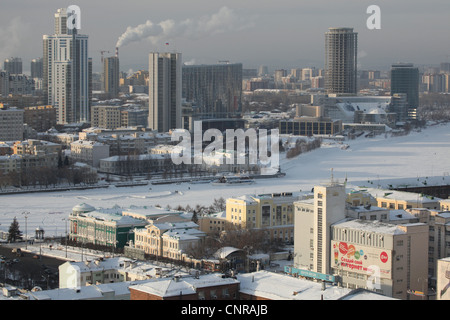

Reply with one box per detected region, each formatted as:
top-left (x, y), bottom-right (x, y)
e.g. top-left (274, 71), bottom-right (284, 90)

top-left (0, 122), bottom-right (449, 238)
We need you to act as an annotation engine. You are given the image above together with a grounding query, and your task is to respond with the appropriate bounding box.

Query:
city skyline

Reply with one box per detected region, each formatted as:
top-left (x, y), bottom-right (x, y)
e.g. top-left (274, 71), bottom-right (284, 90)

top-left (0, 0), bottom-right (449, 73)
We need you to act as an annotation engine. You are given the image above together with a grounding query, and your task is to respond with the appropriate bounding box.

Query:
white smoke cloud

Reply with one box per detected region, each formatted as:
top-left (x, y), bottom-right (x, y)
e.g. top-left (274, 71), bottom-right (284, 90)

top-left (115, 6), bottom-right (254, 48)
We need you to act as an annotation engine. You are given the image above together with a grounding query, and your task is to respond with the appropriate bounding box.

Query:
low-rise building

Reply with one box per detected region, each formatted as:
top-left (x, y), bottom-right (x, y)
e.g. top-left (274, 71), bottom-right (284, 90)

top-left (70, 140), bottom-right (110, 167)
top-left (59, 257), bottom-right (129, 288)
top-left (129, 273), bottom-right (240, 300)
top-left (134, 220), bottom-right (205, 259)
top-left (23, 105), bottom-right (56, 132)
top-left (69, 204), bottom-right (148, 248)
top-left (369, 188), bottom-right (441, 210)
top-left (0, 105), bottom-right (24, 141)
top-left (226, 192), bottom-right (310, 242)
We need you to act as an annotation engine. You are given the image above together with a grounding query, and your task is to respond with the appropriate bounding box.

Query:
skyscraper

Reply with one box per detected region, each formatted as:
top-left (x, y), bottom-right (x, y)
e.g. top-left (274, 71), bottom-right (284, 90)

top-left (324, 27), bottom-right (358, 95)
top-left (182, 63), bottom-right (242, 118)
top-left (103, 56), bottom-right (120, 99)
top-left (148, 52), bottom-right (182, 132)
top-left (31, 58), bottom-right (44, 79)
top-left (43, 8), bottom-right (91, 124)
top-left (390, 63), bottom-right (419, 120)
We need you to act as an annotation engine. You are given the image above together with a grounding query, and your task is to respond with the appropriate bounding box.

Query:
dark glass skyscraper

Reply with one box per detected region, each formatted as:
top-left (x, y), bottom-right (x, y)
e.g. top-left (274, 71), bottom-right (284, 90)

top-left (182, 63), bottom-right (242, 118)
top-left (390, 63), bottom-right (419, 120)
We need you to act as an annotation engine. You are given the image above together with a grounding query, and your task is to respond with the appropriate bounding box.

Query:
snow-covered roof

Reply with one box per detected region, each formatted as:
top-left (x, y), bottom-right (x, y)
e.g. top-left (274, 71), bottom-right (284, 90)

top-left (332, 219), bottom-right (406, 235)
top-left (72, 203), bottom-right (96, 213)
top-left (237, 270), bottom-right (352, 300)
top-left (62, 257), bottom-right (131, 273)
top-left (25, 279), bottom-right (152, 300)
top-left (129, 274), bottom-right (239, 298)
top-left (214, 247), bottom-right (243, 259)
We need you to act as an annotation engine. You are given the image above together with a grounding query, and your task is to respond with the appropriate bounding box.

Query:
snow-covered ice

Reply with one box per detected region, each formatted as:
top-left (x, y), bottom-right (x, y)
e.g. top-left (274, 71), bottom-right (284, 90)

top-left (1, 122), bottom-right (449, 239)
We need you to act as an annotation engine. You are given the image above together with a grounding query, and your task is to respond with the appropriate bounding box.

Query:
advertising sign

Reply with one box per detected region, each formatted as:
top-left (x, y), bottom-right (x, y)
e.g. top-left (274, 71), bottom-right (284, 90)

top-left (331, 241), bottom-right (392, 279)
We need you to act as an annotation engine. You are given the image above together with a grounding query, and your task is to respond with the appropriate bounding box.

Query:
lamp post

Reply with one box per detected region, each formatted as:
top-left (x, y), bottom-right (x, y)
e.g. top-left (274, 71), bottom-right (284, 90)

top-left (62, 218), bottom-right (68, 258)
top-left (22, 211), bottom-right (30, 250)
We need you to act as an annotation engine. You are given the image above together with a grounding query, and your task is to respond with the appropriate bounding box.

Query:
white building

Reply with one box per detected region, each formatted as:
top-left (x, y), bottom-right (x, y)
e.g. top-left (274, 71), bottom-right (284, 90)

top-left (43, 8), bottom-right (91, 124)
top-left (294, 182), bottom-right (347, 275)
top-left (436, 257), bottom-right (450, 300)
top-left (70, 140), bottom-right (109, 167)
top-left (331, 220), bottom-right (429, 300)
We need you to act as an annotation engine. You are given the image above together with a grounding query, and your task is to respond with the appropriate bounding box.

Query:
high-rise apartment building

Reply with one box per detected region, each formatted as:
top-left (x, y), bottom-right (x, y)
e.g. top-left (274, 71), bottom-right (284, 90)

top-left (103, 56), bottom-right (120, 99)
top-left (43, 8), bottom-right (92, 124)
top-left (4, 57), bottom-right (22, 75)
top-left (31, 58), bottom-right (44, 79)
top-left (148, 52), bottom-right (182, 132)
top-left (324, 27), bottom-right (358, 95)
top-left (182, 63), bottom-right (242, 118)
top-left (390, 63), bottom-right (419, 120)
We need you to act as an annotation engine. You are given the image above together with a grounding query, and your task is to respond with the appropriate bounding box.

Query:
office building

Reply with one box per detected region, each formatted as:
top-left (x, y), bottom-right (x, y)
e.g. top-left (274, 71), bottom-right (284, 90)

top-left (182, 63), bottom-right (242, 118)
top-left (43, 8), bottom-right (92, 124)
top-left (331, 220), bottom-right (428, 300)
top-left (103, 56), bottom-right (120, 98)
top-left (325, 27), bottom-right (358, 94)
top-left (390, 63), bottom-right (419, 120)
top-left (148, 52), bottom-right (181, 132)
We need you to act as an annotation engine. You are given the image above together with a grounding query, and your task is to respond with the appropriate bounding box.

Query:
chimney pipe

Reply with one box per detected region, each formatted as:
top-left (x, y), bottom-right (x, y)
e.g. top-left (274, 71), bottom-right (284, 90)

top-left (115, 47), bottom-right (119, 58)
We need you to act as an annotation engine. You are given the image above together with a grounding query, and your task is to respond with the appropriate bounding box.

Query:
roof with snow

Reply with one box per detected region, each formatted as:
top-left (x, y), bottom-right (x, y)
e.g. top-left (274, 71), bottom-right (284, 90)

top-left (129, 274), bottom-right (239, 298)
top-left (237, 270), bottom-right (352, 300)
top-left (332, 218), bottom-right (407, 235)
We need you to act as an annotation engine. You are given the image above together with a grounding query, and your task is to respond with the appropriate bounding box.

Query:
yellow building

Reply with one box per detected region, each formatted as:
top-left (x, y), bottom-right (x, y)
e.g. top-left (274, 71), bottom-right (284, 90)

top-left (134, 220), bottom-right (205, 259)
top-left (226, 192), bottom-right (311, 242)
top-left (374, 190), bottom-right (440, 210)
top-left (350, 188), bottom-right (441, 211)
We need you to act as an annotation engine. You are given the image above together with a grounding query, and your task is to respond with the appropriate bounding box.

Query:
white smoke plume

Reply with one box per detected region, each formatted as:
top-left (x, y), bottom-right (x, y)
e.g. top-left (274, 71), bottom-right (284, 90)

top-left (116, 6), bottom-right (254, 48)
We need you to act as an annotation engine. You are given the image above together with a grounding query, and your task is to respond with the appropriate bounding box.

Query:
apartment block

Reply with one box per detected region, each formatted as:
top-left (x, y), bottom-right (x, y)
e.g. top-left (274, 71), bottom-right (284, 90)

top-left (226, 192), bottom-right (308, 242)
top-left (70, 140), bottom-right (110, 167)
top-left (0, 105), bottom-right (24, 141)
top-left (23, 105), bottom-right (57, 132)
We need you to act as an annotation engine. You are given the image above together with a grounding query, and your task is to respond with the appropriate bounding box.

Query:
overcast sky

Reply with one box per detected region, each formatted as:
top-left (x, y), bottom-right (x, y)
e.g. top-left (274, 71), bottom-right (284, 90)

top-left (0, 0), bottom-right (449, 74)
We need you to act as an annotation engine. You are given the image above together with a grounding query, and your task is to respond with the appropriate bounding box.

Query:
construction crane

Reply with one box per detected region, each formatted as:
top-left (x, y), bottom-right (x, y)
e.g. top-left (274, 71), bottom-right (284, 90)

top-left (100, 50), bottom-right (110, 64)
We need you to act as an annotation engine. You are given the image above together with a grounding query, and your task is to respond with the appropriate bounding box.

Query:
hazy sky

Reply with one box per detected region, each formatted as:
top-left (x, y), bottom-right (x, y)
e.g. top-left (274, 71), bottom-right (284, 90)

top-left (0, 0), bottom-right (449, 73)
